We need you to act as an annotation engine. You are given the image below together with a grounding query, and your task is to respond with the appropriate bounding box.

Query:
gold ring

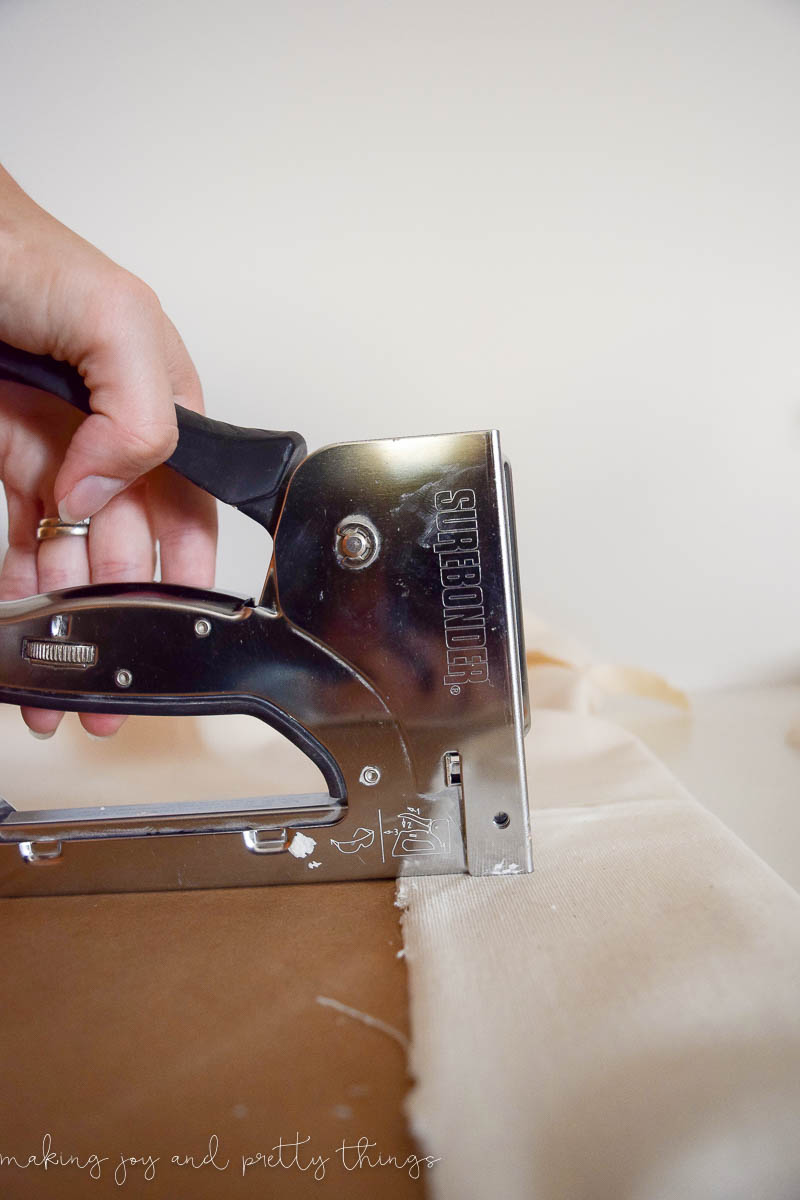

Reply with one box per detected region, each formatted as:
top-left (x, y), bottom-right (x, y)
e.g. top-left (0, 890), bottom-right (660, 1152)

top-left (36, 517), bottom-right (91, 542)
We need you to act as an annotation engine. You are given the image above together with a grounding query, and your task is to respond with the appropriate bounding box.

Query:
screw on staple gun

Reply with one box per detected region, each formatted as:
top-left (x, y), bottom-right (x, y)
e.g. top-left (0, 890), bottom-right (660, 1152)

top-left (0, 340), bottom-right (531, 897)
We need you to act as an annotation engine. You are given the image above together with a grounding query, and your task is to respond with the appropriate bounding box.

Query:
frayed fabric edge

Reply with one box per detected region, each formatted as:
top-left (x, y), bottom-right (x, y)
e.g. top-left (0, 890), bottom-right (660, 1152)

top-left (394, 876), bottom-right (443, 1191)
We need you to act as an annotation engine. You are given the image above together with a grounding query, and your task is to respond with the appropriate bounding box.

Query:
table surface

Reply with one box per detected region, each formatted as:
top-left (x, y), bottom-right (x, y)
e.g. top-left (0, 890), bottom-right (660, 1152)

top-left (0, 708), bottom-right (426, 1199)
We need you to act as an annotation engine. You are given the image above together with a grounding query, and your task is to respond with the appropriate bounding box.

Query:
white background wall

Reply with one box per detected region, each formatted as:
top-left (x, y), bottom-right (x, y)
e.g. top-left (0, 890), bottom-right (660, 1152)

top-left (1, 0), bottom-right (798, 690)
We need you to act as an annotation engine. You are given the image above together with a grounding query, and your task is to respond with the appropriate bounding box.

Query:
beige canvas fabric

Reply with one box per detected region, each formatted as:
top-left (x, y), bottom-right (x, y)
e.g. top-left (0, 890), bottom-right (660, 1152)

top-left (399, 709), bottom-right (800, 1200)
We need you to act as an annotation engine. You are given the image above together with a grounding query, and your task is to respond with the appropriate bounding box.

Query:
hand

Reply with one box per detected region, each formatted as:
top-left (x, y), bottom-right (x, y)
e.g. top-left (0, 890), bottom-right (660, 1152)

top-left (0, 165), bottom-right (217, 738)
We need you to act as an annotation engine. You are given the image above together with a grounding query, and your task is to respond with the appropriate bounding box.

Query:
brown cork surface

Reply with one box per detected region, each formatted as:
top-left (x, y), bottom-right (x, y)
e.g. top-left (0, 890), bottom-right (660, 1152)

top-left (0, 881), bottom-right (432, 1199)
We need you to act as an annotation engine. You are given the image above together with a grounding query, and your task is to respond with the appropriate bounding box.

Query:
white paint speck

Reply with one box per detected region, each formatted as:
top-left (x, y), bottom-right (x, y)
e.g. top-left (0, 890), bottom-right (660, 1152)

top-left (491, 860), bottom-right (522, 875)
top-left (308, 860), bottom-right (322, 870)
top-left (396, 948), bottom-right (406, 959)
top-left (289, 832), bottom-right (317, 859)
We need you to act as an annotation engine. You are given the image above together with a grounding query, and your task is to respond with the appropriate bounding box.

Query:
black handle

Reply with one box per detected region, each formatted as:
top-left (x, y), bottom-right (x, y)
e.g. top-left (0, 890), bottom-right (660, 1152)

top-left (0, 340), bottom-right (306, 535)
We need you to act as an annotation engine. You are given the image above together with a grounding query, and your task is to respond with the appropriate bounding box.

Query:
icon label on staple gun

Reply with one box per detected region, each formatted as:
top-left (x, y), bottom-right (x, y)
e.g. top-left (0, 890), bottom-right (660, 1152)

top-left (331, 827), bottom-right (376, 854)
top-left (381, 809), bottom-right (453, 858)
top-left (432, 488), bottom-right (489, 690)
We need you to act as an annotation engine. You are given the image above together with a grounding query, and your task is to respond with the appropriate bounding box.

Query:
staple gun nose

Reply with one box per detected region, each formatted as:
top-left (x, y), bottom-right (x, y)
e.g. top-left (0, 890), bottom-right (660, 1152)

top-left (0, 342), bottom-right (531, 896)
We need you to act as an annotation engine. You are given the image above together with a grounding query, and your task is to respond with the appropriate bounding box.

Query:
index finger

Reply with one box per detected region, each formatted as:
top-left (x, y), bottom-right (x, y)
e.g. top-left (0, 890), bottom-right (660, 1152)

top-left (53, 274), bottom-right (179, 523)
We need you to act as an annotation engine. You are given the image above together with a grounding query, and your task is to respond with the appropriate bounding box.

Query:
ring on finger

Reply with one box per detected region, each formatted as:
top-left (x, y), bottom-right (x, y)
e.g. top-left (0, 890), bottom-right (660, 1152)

top-left (37, 517), bottom-right (91, 542)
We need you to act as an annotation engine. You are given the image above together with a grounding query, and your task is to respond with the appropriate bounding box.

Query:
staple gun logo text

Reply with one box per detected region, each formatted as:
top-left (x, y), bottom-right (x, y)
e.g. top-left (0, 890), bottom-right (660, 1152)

top-left (432, 488), bottom-right (489, 689)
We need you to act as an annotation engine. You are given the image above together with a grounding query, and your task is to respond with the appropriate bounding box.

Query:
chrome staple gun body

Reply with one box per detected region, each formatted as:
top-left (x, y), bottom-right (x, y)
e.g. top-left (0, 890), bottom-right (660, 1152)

top-left (0, 342), bottom-right (531, 896)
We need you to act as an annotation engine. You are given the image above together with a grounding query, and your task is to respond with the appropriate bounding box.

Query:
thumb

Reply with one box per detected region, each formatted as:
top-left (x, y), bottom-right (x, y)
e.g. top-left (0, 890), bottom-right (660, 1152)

top-left (53, 283), bottom-right (179, 522)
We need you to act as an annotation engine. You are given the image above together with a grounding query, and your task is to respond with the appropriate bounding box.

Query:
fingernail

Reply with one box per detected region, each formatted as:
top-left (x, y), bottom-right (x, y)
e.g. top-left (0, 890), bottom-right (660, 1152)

top-left (28, 728), bottom-right (56, 740)
top-left (86, 730), bottom-right (118, 742)
top-left (59, 476), bottom-right (126, 523)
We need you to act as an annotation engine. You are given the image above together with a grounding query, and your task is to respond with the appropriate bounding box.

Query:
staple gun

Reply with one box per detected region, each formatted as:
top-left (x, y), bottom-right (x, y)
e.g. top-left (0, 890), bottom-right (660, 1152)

top-left (0, 341), bottom-right (531, 896)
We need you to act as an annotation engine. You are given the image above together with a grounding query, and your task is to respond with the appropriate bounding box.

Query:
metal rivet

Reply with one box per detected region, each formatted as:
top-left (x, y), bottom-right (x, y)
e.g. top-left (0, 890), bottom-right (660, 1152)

top-left (194, 618), bottom-right (212, 638)
top-left (115, 668), bottom-right (133, 689)
top-left (359, 765), bottom-right (381, 786)
top-left (341, 532), bottom-right (367, 559)
top-left (335, 516), bottom-right (380, 570)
